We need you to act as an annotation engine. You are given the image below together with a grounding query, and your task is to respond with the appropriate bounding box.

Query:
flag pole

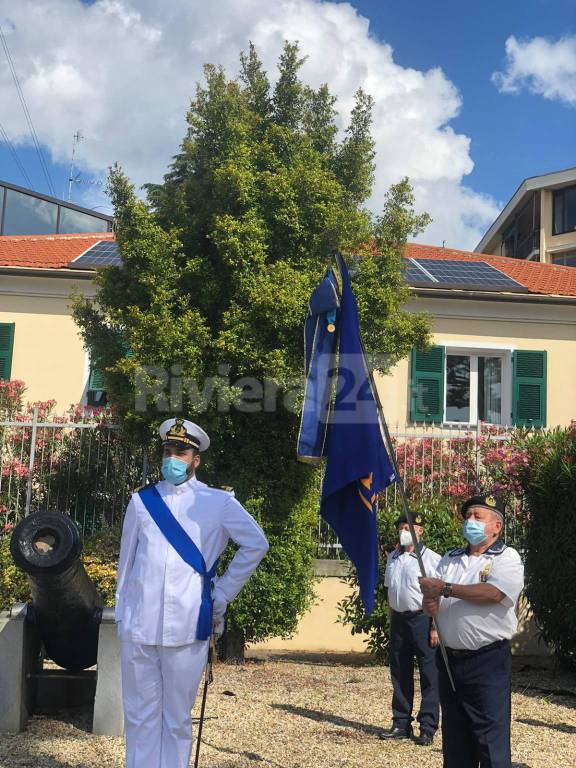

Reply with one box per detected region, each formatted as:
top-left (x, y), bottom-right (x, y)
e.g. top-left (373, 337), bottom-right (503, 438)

top-left (335, 250), bottom-right (457, 692)
top-left (359, 337), bottom-right (456, 691)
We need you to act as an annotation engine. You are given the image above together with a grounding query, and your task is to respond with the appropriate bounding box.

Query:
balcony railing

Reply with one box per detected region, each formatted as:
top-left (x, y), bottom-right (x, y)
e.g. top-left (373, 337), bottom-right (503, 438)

top-left (505, 229), bottom-right (540, 261)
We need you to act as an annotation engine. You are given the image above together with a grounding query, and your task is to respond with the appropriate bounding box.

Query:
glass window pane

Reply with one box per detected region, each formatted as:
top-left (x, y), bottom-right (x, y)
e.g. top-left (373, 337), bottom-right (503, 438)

top-left (553, 190), bottom-right (564, 235)
top-left (564, 187), bottom-right (576, 233)
top-left (3, 189), bottom-right (58, 235)
top-left (58, 206), bottom-right (109, 234)
top-left (478, 357), bottom-right (502, 425)
top-left (446, 355), bottom-right (470, 422)
top-left (552, 251), bottom-right (576, 267)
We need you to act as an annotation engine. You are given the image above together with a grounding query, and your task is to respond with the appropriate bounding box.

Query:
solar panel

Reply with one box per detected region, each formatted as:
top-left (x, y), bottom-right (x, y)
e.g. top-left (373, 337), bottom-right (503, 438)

top-left (401, 258), bottom-right (435, 285)
top-left (410, 259), bottom-right (528, 293)
top-left (69, 240), bottom-right (122, 269)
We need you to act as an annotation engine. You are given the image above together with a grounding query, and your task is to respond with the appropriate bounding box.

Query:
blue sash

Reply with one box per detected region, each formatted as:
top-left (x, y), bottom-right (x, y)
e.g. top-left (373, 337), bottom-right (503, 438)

top-left (138, 485), bottom-right (218, 641)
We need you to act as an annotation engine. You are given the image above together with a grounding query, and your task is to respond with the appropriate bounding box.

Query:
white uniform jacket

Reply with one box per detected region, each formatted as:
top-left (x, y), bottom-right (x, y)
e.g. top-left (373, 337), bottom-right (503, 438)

top-left (434, 539), bottom-right (524, 651)
top-left (384, 544), bottom-right (441, 613)
top-left (115, 477), bottom-right (269, 646)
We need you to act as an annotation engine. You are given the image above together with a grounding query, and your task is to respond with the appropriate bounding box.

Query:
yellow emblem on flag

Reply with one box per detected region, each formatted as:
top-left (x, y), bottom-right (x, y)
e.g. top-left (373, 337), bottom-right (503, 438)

top-left (358, 473), bottom-right (377, 512)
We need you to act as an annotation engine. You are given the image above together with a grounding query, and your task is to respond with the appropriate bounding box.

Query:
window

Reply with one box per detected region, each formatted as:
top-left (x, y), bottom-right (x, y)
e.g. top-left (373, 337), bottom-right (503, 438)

top-left (0, 324), bottom-right (15, 380)
top-left (445, 353), bottom-right (505, 425)
top-left (410, 346), bottom-right (546, 427)
top-left (58, 206), bottom-right (109, 234)
top-left (2, 189), bottom-right (58, 235)
top-left (551, 250), bottom-right (576, 267)
top-left (553, 185), bottom-right (576, 235)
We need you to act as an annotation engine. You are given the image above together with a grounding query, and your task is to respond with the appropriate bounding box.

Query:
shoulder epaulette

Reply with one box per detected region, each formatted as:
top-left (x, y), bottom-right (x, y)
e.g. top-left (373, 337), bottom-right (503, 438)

top-left (134, 481), bottom-right (157, 493)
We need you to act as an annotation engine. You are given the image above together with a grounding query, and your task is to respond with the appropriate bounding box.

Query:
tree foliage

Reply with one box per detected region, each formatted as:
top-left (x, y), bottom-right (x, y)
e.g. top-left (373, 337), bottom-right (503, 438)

top-left (515, 425), bottom-right (576, 670)
top-left (73, 42), bottom-right (430, 651)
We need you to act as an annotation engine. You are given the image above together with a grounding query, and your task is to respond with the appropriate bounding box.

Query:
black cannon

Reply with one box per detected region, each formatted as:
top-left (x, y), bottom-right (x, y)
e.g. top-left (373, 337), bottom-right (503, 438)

top-left (10, 512), bottom-right (103, 670)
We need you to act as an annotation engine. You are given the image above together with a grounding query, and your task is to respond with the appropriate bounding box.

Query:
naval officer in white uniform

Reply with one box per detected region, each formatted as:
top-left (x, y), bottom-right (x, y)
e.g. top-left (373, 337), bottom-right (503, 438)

top-left (115, 418), bottom-right (269, 768)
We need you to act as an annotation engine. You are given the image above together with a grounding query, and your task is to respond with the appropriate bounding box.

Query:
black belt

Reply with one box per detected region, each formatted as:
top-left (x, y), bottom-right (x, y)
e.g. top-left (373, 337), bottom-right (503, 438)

top-left (446, 639), bottom-right (510, 658)
top-left (393, 609), bottom-right (423, 617)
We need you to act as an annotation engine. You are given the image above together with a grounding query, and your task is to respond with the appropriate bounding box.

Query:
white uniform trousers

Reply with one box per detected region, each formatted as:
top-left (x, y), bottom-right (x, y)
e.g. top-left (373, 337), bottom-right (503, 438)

top-left (120, 640), bottom-right (208, 768)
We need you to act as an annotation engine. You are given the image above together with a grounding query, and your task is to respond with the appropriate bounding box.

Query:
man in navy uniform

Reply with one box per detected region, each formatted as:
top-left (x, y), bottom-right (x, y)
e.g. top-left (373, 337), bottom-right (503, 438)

top-left (380, 513), bottom-right (441, 746)
top-left (115, 418), bottom-right (269, 768)
top-left (419, 494), bottom-right (524, 768)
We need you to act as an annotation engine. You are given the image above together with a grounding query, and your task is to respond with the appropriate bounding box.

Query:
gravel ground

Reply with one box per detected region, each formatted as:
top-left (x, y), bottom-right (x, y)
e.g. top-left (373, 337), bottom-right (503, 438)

top-left (0, 654), bottom-right (574, 768)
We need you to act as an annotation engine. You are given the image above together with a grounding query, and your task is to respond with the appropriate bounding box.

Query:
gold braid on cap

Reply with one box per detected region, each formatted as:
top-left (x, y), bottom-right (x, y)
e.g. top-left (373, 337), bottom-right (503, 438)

top-left (164, 419), bottom-right (200, 449)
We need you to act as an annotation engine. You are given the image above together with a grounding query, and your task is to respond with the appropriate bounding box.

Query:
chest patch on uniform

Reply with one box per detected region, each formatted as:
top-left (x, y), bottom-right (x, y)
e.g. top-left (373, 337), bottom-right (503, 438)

top-left (479, 561), bottom-right (493, 582)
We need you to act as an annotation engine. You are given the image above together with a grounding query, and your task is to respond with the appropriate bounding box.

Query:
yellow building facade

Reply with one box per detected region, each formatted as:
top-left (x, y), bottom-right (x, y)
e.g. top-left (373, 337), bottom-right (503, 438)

top-left (0, 272), bottom-right (96, 408)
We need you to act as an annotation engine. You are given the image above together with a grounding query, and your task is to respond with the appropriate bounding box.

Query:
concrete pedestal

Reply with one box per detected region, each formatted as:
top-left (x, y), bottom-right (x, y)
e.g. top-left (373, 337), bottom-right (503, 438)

top-left (0, 605), bottom-right (124, 737)
top-left (0, 605), bottom-right (39, 733)
top-left (93, 608), bottom-right (124, 736)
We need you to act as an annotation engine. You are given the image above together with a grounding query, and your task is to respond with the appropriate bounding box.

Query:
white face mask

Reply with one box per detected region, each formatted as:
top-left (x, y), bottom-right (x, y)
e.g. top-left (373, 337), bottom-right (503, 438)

top-left (399, 530), bottom-right (413, 547)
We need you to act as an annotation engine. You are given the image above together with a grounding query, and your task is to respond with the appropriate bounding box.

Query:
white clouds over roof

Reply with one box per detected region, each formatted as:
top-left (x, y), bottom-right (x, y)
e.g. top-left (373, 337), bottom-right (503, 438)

top-left (0, 0), bottom-right (499, 249)
top-left (493, 35), bottom-right (576, 106)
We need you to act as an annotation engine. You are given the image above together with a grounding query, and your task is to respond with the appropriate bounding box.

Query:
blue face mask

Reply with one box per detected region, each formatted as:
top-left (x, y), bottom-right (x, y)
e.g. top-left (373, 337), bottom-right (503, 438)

top-left (161, 457), bottom-right (189, 485)
top-left (462, 519), bottom-right (487, 545)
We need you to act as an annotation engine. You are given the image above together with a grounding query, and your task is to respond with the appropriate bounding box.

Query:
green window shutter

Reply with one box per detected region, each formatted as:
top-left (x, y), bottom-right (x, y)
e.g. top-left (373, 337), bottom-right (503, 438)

top-left (0, 323), bottom-right (15, 380)
top-left (410, 345), bottom-right (445, 423)
top-left (512, 351), bottom-right (547, 427)
top-left (88, 366), bottom-right (106, 390)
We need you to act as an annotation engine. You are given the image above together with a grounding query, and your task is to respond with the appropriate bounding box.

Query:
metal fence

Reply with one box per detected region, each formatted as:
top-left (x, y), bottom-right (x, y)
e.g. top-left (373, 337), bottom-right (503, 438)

top-left (0, 407), bottom-right (150, 532)
top-left (1, 409), bottom-right (518, 552)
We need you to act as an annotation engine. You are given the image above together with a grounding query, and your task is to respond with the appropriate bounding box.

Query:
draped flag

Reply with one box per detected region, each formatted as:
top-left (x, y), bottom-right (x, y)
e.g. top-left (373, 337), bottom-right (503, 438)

top-left (298, 253), bottom-right (397, 613)
top-left (296, 268), bottom-right (340, 462)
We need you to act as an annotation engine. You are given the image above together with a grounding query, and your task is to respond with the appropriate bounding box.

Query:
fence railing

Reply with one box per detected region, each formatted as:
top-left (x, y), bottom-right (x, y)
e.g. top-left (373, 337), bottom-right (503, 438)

top-left (0, 407), bottom-right (150, 532)
top-left (316, 421), bottom-right (517, 558)
top-left (1, 410), bottom-right (518, 552)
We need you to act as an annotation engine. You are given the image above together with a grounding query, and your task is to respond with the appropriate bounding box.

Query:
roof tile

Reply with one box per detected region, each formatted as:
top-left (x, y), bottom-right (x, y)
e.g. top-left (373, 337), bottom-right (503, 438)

top-left (0, 232), bottom-right (114, 269)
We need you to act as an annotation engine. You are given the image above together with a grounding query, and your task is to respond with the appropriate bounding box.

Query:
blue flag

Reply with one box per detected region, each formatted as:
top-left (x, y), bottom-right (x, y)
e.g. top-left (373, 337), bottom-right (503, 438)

top-left (296, 268), bottom-right (340, 463)
top-left (319, 253), bottom-right (397, 614)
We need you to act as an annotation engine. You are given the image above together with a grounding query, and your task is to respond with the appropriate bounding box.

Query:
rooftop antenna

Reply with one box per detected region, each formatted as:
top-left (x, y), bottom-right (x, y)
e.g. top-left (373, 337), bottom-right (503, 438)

top-left (67, 130), bottom-right (84, 201)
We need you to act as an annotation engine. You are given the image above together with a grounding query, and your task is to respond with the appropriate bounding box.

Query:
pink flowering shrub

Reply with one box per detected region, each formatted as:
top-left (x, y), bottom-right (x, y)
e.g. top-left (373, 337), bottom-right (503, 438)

top-left (0, 381), bottom-right (112, 529)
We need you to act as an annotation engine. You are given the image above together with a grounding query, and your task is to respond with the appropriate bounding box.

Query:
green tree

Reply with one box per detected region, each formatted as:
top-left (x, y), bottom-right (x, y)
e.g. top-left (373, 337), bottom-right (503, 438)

top-left (73, 42), bottom-right (430, 659)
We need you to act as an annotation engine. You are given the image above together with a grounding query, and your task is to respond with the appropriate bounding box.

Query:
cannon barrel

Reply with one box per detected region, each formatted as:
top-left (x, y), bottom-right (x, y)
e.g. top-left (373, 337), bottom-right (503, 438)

top-left (10, 512), bottom-right (103, 670)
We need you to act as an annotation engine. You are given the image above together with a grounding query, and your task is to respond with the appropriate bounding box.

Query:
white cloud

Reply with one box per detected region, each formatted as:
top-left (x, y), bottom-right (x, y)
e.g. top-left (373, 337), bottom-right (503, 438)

top-left (0, 0), bottom-right (499, 249)
top-left (493, 35), bottom-right (576, 106)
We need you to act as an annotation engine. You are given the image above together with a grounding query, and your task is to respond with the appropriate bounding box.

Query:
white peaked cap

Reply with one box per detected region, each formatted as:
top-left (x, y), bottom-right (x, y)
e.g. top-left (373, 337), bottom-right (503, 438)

top-left (158, 418), bottom-right (210, 452)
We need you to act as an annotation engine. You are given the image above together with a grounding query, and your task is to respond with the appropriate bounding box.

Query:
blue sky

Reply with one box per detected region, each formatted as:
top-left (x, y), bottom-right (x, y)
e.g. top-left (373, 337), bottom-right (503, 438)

top-left (354, 0), bottom-right (576, 203)
top-left (0, 0), bottom-right (575, 248)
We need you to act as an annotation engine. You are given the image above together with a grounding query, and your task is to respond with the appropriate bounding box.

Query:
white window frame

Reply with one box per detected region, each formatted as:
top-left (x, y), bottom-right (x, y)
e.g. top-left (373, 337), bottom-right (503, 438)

top-left (442, 344), bottom-right (513, 427)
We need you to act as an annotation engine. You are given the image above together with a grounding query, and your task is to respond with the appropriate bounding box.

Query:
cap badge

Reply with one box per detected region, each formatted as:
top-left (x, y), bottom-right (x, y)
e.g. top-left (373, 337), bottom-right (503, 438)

top-left (167, 418), bottom-right (187, 441)
top-left (485, 495), bottom-right (497, 508)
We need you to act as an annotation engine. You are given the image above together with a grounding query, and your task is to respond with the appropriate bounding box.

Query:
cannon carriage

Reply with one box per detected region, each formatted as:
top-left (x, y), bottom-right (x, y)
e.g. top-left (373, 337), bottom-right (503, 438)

top-left (0, 511), bottom-right (123, 735)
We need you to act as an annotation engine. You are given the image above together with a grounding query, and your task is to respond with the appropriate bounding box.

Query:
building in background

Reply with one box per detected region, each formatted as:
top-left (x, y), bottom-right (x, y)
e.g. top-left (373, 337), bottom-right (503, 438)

top-left (476, 166), bottom-right (576, 266)
top-left (0, 232), bottom-right (114, 408)
top-left (2, 235), bottom-right (576, 429)
top-left (0, 179), bottom-right (112, 236)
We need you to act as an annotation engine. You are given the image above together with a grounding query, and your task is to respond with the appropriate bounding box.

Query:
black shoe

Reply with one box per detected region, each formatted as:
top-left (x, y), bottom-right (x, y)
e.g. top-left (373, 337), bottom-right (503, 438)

top-left (379, 725), bottom-right (413, 740)
top-left (413, 731), bottom-right (434, 746)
